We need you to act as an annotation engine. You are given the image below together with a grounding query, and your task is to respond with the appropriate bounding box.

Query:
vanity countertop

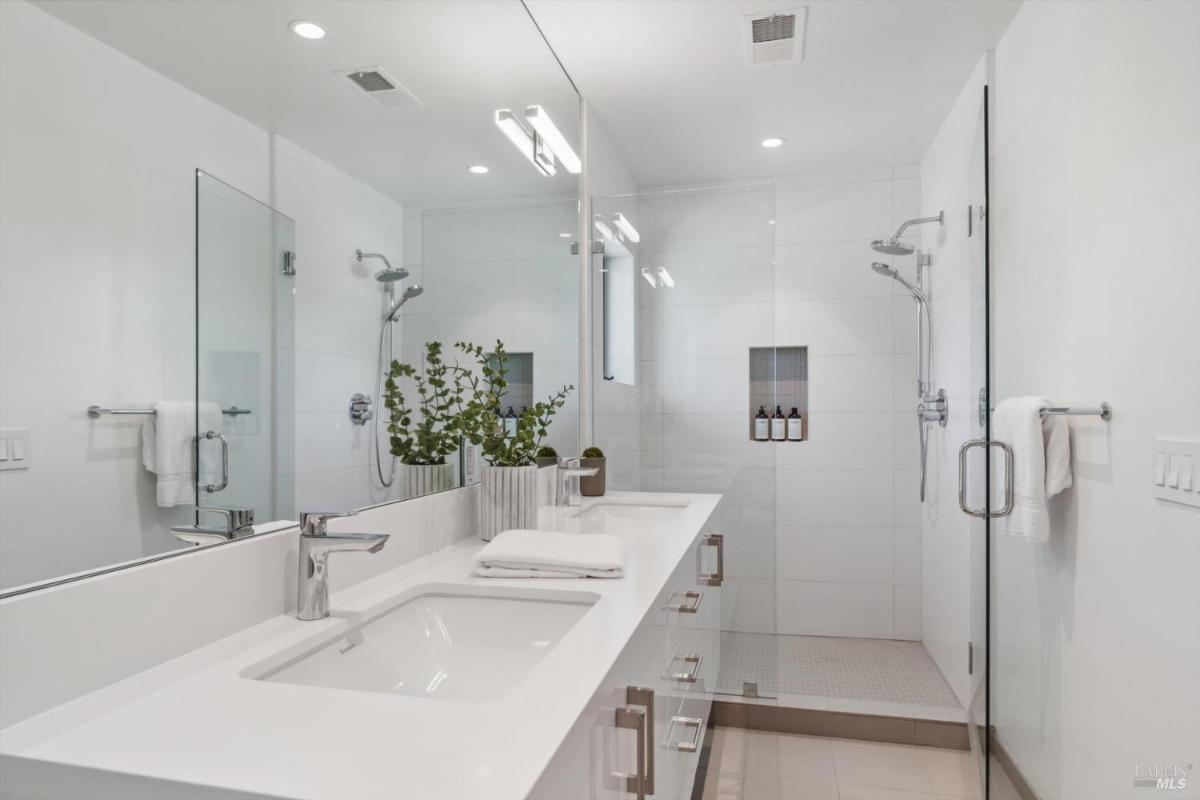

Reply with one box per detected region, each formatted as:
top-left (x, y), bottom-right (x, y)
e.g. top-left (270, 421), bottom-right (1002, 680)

top-left (0, 491), bottom-right (720, 800)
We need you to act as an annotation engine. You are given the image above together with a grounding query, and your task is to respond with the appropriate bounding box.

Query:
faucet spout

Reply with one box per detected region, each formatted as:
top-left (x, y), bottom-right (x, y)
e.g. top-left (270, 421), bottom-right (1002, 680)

top-left (296, 511), bottom-right (389, 621)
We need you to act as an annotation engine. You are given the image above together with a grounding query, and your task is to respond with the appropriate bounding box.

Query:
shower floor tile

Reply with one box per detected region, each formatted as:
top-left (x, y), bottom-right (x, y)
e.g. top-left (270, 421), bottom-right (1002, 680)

top-left (716, 632), bottom-right (961, 712)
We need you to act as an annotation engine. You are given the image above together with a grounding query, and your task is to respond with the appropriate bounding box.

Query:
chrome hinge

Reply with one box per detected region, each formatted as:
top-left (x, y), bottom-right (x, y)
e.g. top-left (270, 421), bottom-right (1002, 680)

top-left (968, 205), bottom-right (973, 237)
top-left (968, 641), bottom-right (974, 676)
top-left (282, 250), bottom-right (297, 276)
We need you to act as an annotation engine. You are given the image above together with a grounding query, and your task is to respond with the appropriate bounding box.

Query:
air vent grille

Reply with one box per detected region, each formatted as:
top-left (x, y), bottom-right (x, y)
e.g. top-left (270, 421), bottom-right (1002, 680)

top-left (336, 66), bottom-right (422, 109)
top-left (346, 70), bottom-right (395, 93)
top-left (752, 14), bottom-right (796, 44)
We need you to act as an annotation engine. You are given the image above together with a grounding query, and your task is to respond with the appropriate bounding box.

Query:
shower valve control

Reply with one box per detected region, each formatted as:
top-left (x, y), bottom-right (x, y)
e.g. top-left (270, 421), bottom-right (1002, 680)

top-left (349, 393), bottom-right (373, 425)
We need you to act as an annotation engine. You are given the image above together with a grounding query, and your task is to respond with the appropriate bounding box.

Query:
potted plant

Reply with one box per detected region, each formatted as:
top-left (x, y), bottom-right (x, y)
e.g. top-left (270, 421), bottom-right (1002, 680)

top-left (383, 341), bottom-right (470, 499)
top-left (536, 446), bottom-right (559, 468)
top-left (457, 340), bottom-right (573, 540)
top-left (580, 446), bottom-right (606, 496)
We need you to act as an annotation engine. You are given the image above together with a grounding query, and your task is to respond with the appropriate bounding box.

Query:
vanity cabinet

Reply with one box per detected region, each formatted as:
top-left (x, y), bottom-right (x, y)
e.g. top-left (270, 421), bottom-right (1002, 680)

top-left (530, 524), bottom-right (724, 800)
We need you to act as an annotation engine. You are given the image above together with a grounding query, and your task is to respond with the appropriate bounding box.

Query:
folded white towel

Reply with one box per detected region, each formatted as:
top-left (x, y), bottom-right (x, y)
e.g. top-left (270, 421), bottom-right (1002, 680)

top-left (141, 401), bottom-right (222, 507)
top-left (473, 530), bottom-right (625, 579)
top-left (993, 397), bottom-right (1073, 542)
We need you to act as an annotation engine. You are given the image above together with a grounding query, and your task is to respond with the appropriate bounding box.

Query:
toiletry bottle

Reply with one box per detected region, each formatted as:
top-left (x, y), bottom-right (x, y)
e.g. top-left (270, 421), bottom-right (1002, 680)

top-left (504, 406), bottom-right (518, 438)
top-left (754, 406), bottom-right (769, 441)
top-left (787, 407), bottom-right (803, 441)
top-left (771, 405), bottom-right (787, 441)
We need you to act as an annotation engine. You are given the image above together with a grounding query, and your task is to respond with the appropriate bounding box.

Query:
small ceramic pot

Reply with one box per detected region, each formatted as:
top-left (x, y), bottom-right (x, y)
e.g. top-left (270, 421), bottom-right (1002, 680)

top-left (479, 464), bottom-right (538, 540)
top-left (579, 457), bottom-right (606, 496)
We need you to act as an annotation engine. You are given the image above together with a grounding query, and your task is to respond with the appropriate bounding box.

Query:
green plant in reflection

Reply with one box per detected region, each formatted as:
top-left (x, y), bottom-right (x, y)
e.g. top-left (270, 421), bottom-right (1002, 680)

top-left (383, 340), bottom-right (470, 465)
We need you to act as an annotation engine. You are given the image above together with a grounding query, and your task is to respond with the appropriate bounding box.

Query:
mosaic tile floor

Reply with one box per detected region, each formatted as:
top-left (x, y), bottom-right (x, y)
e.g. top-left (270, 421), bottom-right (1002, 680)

top-left (716, 632), bottom-right (962, 709)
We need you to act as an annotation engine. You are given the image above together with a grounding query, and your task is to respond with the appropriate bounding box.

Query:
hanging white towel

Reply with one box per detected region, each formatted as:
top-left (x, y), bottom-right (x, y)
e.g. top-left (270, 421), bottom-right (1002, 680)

top-left (473, 530), bottom-right (625, 578)
top-left (993, 397), bottom-right (1073, 542)
top-left (141, 401), bottom-right (222, 507)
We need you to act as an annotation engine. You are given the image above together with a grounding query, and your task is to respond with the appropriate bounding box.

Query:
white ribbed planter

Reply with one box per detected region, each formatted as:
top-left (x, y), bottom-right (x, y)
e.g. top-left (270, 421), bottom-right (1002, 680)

top-left (479, 464), bottom-right (538, 541)
top-left (402, 462), bottom-right (456, 500)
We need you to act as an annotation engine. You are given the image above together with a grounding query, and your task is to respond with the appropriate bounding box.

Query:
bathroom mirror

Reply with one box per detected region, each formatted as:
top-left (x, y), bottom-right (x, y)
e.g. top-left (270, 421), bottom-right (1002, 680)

top-left (0, 0), bottom-right (580, 594)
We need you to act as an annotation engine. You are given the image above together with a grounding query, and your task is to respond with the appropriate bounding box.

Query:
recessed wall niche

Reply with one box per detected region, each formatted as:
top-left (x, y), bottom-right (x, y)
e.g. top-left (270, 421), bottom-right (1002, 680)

top-left (748, 346), bottom-right (808, 441)
top-left (488, 351), bottom-right (533, 414)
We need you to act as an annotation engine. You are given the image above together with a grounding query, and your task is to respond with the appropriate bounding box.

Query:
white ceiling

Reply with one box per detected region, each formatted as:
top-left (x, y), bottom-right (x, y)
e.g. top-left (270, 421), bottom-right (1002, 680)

top-left (528, 0), bottom-right (1021, 187)
top-left (32, 0), bottom-right (581, 207)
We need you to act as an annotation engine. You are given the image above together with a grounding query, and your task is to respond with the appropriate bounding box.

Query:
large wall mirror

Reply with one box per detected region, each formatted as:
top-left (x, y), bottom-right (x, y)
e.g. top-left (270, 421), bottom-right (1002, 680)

top-left (0, 0), bottom-right (581, 595)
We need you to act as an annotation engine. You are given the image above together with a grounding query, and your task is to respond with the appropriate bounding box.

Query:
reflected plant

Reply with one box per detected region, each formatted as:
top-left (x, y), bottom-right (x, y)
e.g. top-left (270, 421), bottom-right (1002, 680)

top-left (384, 341), bottom-right (472, 465)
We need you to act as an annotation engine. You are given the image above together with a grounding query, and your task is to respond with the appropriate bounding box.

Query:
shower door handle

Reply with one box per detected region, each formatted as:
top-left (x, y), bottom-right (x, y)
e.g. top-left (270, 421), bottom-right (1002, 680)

top-left (958, 439), bottom-right (1014, 518)
top-left (698, 533), bottom-right (723, 586)
top-left (193, 431), bottom-right (229, 494)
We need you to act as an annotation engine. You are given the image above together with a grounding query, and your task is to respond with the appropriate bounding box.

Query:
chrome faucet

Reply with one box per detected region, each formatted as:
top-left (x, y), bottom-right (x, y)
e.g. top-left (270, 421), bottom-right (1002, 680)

top-left (297, 511), bottom-right (389, 621)
top-left (171, 506), bottom-right (255, 545)
top-left (556, 457), bottom-right (599, 507)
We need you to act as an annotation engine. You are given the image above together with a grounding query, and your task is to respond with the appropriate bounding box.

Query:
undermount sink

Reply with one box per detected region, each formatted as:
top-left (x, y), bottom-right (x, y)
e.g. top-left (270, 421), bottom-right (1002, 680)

top-left (572, 500), bottom-right (689, 522)
top-left (247, 584), bottom-right (597, 702)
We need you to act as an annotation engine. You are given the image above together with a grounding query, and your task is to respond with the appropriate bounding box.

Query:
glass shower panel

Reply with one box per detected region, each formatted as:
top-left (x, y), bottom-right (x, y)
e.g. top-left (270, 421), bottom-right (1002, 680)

top-left (195, 170), bottom-right (295, 531)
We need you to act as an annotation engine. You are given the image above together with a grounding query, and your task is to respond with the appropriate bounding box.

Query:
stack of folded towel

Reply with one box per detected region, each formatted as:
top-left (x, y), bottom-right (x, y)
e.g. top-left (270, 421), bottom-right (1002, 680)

top-left (473, 530), bottom-right (625, 579)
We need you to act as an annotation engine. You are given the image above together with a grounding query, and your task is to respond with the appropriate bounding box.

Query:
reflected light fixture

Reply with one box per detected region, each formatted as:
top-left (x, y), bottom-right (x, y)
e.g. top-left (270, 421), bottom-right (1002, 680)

top-left (656, 267), bottom-right (675, 288)
top-left (641, 267), bottom-right (658, 288)
top-left (289, 20), bottom-right (326, 39)
top-left (761, 137), bottom-right (786, 148)
top-left (557, 232), bottom-right (572, 239)
top-left (611, 213), bottom-right (640, 243)
top-left (468, 165), bottom-right (489, 175)
top-left (494, 109), bottom-right (555, 176)
top-left (594, 219), bottom-right (615, 241)
top-left (525, 106), bottom-right (581, 173)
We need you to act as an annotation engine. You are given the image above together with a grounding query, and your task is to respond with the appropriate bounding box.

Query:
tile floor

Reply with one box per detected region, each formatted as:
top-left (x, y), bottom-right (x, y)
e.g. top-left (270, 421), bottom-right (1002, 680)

top-left (700, 727), bottom-right (1025, 800)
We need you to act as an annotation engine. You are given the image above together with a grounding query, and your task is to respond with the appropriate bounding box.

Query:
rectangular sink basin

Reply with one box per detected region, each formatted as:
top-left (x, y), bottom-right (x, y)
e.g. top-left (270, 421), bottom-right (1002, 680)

top-left (249, 584), bottom-right (597, 702)
top-left (572, 501), bottom-right (688, 521)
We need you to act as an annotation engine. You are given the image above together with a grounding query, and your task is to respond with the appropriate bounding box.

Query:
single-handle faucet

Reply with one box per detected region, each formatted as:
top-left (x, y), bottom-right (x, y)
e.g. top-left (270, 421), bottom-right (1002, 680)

top-left (297, 510), bottom-right (390, 621)
top-left (170, 506), bottom-right (255, 545)
top-left (556, 457), bottom-right (599, 507)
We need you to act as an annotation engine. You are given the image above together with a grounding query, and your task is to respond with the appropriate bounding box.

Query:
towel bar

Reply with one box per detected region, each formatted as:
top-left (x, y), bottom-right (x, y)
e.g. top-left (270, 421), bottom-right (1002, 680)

top-left (1039, 402), bottom-right (1111, 421)
top-left (87, 405), bottom-right (251, 418)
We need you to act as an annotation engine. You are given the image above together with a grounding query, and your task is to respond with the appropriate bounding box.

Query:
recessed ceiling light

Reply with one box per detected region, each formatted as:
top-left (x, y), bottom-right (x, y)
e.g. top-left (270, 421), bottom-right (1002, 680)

top-left (289, 20), bottom-right (326, 40)
top-left (768, 219), bottom-right (776, 225)
top-left (761, 137), bottom-right (786, 149)
top-left (558, 232), bottom-right (572, 239)
top-left (468, 165), bottom-right (489, 175)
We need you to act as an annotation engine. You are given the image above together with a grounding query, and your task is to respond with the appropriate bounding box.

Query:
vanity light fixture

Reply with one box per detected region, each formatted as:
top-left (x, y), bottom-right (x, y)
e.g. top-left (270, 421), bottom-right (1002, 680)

top-left (494, 109), bottom-right (556, 176)
top-left (611, 213), bottom-right (640, 243)
top-left (656, 267), bottom-right (675, 288)
top-left (641, 267), bottom-right (658, 288)
top-left (761, 137), bottom-right (786, 148)
top-left (468, 165), bottom-right (490, 175)
top-left (594, 219), bottom-right (616, 241)
top-left (289, 20), bottom-right (326, 40)
top-left (525, 106), bottom-right (581, 174)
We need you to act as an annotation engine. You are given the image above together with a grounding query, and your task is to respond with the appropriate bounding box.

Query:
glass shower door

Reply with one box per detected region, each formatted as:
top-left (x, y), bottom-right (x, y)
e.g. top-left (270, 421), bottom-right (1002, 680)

top-left (194, 170), bottom-right (295, 535)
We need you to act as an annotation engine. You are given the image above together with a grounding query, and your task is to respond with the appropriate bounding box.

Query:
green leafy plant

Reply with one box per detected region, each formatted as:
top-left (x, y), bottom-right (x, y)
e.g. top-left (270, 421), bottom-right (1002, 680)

top-left (536, 446), bottom-right (558, 459)
top-left (383, 341), bottom-right (473, 465)
top-left (582, 446), bottom-right (605, 459)
top-left (456, 339), bottom-right (573, 467)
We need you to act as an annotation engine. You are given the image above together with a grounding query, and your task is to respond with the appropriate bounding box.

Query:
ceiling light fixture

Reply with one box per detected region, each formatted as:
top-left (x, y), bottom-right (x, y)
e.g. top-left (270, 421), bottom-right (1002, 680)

top-left (641, 267), bottom-right (658, 288)
top-left (468, 165), bottom-right (489, 175)
top-left (611, 213), bottom-right (640, 243)
top-left (525, 106), bottom-right (581, 174)
top-left (494, 109), bottom-right (556, 176)
top-left (594, 219), bottom-right (615, 241)
top-left (761, 137), bottom-right (786, 148)
top-left (289, 20), bottom-right (326, 40)
top-left (656, 267), bottom-right (675, 288)
top-left (557, 232), bottom-right (572, 239)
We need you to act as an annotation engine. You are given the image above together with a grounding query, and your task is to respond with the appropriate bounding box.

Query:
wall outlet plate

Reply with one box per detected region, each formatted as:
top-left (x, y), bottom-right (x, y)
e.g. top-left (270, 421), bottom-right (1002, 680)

top-left (0, 428), bottom-right (30, 471)
top-left (1153, 438), bottom-right (1200, 508)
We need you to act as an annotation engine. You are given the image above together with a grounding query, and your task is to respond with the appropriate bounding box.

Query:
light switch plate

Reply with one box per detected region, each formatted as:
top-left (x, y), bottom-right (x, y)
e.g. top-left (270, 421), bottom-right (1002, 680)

top-left (1153, 438), bottom-right (1200, 508)
top-left (0, 428), bottom-right (30, 471)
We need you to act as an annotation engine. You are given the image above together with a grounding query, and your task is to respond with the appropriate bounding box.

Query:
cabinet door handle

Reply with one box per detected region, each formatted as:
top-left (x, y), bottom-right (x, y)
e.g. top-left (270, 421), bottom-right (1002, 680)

top-left (663, 715), bottom-right (705, 753)
top-left (666, 590), bottom-right (703, 614)
top-left (617, 686), bottom-right (654, 797)
top-left (958, 439), bottom-right (1015, 518)
top-left (663, 653), bottom-right (703, 684)
top-left (698, 533), bottom-right (724, 586)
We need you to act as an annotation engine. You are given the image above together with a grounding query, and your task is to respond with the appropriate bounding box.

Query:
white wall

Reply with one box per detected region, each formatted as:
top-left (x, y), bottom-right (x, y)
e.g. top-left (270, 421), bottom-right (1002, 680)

top-left (991, 2), bottom-right (1200, 798)
top-left (638, 167), bottom-right (924, 641)
top-left (0, 0), bottom-right (408, 589)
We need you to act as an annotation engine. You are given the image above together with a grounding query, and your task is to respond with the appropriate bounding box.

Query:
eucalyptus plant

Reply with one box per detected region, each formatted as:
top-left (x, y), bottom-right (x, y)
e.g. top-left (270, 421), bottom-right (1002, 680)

top-left (383, 341), bottom-right (472, 465)
top-left (456, 340), bottom-right (573, 467)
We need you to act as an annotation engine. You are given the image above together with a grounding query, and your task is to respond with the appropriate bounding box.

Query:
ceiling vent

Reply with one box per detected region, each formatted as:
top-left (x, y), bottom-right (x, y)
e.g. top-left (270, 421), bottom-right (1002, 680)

top-left (744, 7), bottom-right (808, 65)
top-left (336, 66), bottom-right (421, 108)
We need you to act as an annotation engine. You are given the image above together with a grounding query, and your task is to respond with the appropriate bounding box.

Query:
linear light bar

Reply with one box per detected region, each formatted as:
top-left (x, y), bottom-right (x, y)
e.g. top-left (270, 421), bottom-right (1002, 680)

top-left (612, 212), bottom-right (640, 243)
top-left (494, 109), bottom-right (553, 177)
top-left (641, 267), bottom-right (658, 288)
top-left (525, 105), bottom-right (581, 174)
top-left (656, 267), bottom-right (675, 287)
top-left (594, 219), bottom-right (615, 240)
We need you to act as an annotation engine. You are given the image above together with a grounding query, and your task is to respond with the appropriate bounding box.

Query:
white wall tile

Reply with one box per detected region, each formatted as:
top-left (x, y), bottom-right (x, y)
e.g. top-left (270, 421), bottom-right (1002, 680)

top-left (775, 413), bottom-right (894, 471)
top-left (776, 581), bottom-right (894, 638)
top-left (893, 585), bottom-right (922, 641)
top-left (775, 181), bottom-right (892, 244)
top-left (775, 296), bottom-right (895, 356)
top-left (776, 469), bottom-right (893, 527)
top-left (807, 355), bottom-right (894, 413)
top-left (776, 525), bottom-right (894, 584)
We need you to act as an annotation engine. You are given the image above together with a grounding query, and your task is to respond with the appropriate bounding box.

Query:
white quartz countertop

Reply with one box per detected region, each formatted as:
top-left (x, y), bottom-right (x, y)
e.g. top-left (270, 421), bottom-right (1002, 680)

top-left (0, 491), bottom-right (720, 800)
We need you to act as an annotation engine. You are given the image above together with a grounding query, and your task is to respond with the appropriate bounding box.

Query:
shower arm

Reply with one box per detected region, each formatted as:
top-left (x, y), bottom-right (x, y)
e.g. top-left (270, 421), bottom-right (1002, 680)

top-left (894, 212), bottom-right (945, 239)
top-left (356, 249), bottom-right (395, 271)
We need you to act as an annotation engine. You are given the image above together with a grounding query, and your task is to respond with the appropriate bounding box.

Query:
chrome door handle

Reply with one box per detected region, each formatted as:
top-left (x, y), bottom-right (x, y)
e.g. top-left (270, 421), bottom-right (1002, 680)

top-left (665, 590), bottom-right (703, 613)
top-left (616, 686), bottom-right (654, 797)
top-left (663, 715), bottom-right (704, 753)
top-left (698, 533), bottom-right (724, 586)
top-left (193, 430), bottom-right (229, 494)
top-left (958, 439), bottom-right (1014, 518)
top-left (663, 653), bottom-right (703, 684)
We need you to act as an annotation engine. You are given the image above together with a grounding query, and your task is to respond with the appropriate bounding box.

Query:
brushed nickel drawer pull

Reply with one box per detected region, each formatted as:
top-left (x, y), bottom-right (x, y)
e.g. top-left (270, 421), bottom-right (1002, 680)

top-left (666, 590), bottom-right (702, 613)
top-left (617, 686), bottom-right (655, 797)
top-left (663, 715), bottom-right (705, 753)
top-left (663, 653), bottom-right (703, 683)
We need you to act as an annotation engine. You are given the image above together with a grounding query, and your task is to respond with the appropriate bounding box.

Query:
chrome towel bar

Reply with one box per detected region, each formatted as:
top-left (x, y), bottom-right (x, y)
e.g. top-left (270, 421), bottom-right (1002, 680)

top-left (1039, 402), bottom-right (1111, 421)
top-left (87, 405), bottom-right (251, 418)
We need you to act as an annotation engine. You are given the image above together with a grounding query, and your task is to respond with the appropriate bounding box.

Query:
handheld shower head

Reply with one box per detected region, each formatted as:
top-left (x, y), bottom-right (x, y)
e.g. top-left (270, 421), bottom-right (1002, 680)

top-left (384, 285), bottom-right (423, 322)
top-left (871, 261), bottom-right (898, 278)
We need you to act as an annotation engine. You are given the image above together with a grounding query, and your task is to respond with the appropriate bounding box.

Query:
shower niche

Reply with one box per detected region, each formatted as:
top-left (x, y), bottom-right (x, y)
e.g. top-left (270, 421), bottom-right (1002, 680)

top-left (748, 346), bottom-right (808, 442)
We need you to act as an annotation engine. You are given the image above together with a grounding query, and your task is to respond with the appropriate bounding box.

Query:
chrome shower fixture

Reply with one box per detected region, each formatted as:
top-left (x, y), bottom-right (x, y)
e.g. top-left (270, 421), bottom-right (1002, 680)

top-left (384, 285), bottom-right (423, 322)
top-left (356, 249), bottom-right (408, 282)
top-left (870, 211), bottom-right (945, 256)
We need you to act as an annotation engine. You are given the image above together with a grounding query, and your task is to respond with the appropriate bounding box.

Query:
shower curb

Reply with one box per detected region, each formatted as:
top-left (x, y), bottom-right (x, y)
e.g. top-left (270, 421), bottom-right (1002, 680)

top-left (711, 700), bottom-right (970, 750)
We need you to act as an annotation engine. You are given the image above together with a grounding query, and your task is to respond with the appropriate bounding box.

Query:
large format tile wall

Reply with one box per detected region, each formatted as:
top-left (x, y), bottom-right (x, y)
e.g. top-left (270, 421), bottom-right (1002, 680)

top-left (638, 169), bottom-right (924, 640)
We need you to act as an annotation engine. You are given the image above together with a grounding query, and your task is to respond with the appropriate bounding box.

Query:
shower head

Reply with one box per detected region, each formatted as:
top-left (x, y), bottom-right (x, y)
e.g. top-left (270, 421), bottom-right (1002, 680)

top-left (357, 249), bottom-right (408, 282)
top-left (871, 238), bottom-right (916, 256)
top-left (384, 285), bottom-right (423, 322)
top-left (870, 262), bottom-right (923, 301)
top-left (871, 262), bottom-right (898, 278)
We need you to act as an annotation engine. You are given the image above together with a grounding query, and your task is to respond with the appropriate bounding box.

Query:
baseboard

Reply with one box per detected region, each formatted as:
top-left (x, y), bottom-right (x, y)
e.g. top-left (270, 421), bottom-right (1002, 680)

top-left (712, 700), bottom-right (969, 750)
top-left (989, 729), bottom-right (1040, 800)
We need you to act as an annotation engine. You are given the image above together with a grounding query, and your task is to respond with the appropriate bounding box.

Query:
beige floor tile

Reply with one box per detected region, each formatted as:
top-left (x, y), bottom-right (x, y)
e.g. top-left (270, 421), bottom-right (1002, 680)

top-left (986, 757), bottom-right (1023, 800)
top-left (702, 772), bottom-right (745, 800)
top-left (838, 784), bottom-right (939, 800)
top-left (710, 727), bottom-right (749, 776)
top-left (831, 739), bottom-right (937, 794)
top-left (917, 748), bottom-right (980, 798)
top-left (743, 732), bottom-right (839, 800)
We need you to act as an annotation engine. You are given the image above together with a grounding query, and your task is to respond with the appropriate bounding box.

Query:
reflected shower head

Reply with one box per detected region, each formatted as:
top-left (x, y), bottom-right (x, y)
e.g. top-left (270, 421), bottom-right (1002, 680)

top-left (871, 238), bottom-right (916, 256)
top-left (871, 262), bottom-right (898, 278)
top-left (357, 249), bottom-right (408, 282)
top-left (384, 284), bottom-right (423, 322)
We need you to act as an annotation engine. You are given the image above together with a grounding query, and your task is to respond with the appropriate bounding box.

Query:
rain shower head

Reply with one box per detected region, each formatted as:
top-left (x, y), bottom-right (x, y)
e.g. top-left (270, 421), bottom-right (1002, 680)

top-left (384, 284), bottom-right (423, 322)
top-left (871, 238), bottom-right (916, 256)
top-left (357, 249), bottom-right (408, 282)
